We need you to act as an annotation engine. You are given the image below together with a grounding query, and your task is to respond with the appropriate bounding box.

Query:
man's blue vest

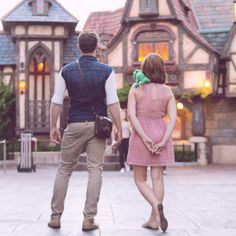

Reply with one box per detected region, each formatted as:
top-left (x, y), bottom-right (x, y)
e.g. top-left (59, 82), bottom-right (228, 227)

top-left (61, 55), bottom-right (113, 123)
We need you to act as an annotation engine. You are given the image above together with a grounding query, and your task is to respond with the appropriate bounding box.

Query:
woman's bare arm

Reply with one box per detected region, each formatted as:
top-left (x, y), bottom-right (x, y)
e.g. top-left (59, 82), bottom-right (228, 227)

top-left (127, 85), bottom-right (154, 152)
top-left (155, 87), bottom-right (177, 152)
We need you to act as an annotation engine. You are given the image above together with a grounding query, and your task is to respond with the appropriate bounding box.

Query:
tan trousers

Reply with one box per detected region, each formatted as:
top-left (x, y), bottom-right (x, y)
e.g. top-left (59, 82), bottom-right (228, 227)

top-left (50, 121), bottom-right (106, 219)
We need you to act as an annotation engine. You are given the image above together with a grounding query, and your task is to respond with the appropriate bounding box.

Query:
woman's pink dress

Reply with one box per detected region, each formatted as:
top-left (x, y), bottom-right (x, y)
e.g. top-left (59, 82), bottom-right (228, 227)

top-left (127, 83), bottom-right (175, 166)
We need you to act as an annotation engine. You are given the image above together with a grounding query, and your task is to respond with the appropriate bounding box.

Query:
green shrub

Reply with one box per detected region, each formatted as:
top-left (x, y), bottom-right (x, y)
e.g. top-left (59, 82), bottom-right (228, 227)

top-left (0, 82), bottom-right (15, 140)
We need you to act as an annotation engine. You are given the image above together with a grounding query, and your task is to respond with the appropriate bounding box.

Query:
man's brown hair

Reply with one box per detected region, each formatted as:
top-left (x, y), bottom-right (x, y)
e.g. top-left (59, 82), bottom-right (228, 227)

top-left (141, 53), bottom-right (167, 84)
top-left (78, 29), bottom-right (99, 53)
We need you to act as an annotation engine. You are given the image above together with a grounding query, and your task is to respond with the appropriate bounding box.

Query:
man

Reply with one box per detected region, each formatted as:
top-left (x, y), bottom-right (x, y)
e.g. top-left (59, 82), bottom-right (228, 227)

top-left (48, 29), bottom-right (122, 231)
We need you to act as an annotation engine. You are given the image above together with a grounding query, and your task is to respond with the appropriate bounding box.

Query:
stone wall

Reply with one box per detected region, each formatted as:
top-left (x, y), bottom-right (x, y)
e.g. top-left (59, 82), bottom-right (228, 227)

top-left (205, 97), bottom-right (236, 145)
top-left (205, 97), bottom-right (236, 163)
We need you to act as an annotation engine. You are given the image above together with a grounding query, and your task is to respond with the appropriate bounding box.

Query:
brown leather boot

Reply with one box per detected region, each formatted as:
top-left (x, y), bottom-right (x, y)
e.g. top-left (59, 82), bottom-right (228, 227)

top-left (82, 218), bottom-right (99, 231)
top-left (48, 215), bottom-right (61, 229)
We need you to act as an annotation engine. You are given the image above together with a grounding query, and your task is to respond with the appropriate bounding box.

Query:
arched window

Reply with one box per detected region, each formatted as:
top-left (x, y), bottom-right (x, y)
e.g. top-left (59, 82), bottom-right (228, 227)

top-left (135, 30), bottom-right (173, 62)
top-left (29, 48), bottom-right (50, 101)
top-left (28, 47), bottom-right (51, 130)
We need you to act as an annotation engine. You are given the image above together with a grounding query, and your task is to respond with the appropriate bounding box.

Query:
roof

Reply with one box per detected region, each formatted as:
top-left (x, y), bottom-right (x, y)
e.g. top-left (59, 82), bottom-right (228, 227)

top-left (1, 0), bottom-right (78, 24)
top-left (85, 0), bottom-right (217, 52)
top-left (171, 0), bottom-right (218, 53)
top-left (190, 0), bottom-right (234, 53)
top-left (0, 33), bottom-right (16, 65)
top-left (83, 8), bottom-right (123, 44)
top-left (190, 0), bottom-right (234, 32)
top-left (63, 34), bottom-right (81, 64)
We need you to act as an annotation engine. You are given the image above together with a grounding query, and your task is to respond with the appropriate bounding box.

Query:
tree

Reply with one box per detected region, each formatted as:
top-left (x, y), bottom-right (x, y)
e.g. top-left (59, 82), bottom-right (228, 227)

top-left (0, 82), bottom-right (15, 140)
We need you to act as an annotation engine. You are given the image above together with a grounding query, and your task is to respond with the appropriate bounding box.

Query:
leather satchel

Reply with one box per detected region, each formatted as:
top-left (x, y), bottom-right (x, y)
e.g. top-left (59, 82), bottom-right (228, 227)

top-left (95, 115), bottom-right (112, 139)
top-left (77, 60), bottom-right (112, 139)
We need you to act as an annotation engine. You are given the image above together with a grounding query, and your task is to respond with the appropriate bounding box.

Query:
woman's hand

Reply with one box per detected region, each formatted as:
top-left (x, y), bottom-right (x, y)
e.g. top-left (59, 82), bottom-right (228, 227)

top-left (142, 136), bottom-right (155, 153)
top-left (152, 141), bottom-right (166, 155)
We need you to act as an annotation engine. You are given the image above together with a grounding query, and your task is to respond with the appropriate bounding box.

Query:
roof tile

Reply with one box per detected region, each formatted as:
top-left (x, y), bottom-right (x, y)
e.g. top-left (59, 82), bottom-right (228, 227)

top-left (63, 34), bottom-right (81, 64)
top-left (2, 0), bottom-right (78, 24)
top-left (83, 8), bottom-right (123, 45)
top-left (0, 33), bottom-right (16, 65)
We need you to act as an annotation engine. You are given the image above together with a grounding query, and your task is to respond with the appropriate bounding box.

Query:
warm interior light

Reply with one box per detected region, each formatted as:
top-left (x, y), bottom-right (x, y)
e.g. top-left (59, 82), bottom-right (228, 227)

top-left (204, 80), bottom-right (211, 88)
top-left (19, 80), bottom-right (26, 94)
top-left (37, 62), bottom-right (44, 72)
top-left (177, 102), bottom-right (184, 110)
top-left (19, 80), bottom-right (26, 90)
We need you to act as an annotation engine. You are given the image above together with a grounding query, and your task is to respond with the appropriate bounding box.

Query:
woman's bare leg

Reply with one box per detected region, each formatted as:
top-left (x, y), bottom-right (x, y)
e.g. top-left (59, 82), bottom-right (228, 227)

top-left (133, 165), bottom-right (160, 228)
top-left (144, 166), bottom-right (165, 225)
top-left (151, 166), bottom-right (164, 203)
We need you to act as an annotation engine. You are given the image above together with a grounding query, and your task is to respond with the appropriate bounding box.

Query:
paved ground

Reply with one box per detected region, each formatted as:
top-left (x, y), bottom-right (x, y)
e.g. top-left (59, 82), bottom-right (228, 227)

top-left (0, 164), bottom-right (236, 236)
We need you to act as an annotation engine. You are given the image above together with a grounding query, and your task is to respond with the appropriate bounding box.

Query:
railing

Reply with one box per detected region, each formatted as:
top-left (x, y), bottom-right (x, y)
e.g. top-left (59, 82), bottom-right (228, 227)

top-left (174, 142), bottom-right (197, 162)
top-left (28, 100), bottom-right (50, 130)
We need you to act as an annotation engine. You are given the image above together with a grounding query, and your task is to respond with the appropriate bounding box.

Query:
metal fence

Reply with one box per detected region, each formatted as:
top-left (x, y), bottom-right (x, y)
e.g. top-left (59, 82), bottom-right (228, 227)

top-left (174, 143), bottom-right (197, 162)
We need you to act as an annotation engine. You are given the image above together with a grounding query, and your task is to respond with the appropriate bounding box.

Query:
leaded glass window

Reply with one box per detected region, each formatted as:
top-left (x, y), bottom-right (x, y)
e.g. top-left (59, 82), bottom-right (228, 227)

top-left (136, 31), bottom-right (171, 62)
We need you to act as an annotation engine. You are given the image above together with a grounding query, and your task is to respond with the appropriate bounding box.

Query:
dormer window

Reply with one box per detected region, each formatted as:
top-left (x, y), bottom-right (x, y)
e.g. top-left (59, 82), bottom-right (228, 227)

top-left (36, 0), bottom-right (45, 15)
top-left (139, 0), bottom-right (159, 17)
top-left (30, 0), bottom-right (50, 16)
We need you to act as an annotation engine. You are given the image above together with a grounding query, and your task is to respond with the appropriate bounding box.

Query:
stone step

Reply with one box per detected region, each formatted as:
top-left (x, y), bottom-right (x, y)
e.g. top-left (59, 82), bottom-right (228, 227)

top-left (14, 152), bottom-right (122, 171)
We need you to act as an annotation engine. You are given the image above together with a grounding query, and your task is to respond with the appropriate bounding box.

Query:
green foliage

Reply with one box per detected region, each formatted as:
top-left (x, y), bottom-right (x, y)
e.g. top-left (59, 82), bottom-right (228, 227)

top-left (117, 83), bottom-right (131, 103)
top-left (0, 82), bottom-right (15, 139)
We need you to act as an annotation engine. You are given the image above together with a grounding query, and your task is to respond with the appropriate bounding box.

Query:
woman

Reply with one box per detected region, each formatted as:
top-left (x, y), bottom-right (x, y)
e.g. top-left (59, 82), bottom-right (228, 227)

top-left (127, 53), bottom-right (176, 232)
top-left (118, 109), bottom-right (132, 172)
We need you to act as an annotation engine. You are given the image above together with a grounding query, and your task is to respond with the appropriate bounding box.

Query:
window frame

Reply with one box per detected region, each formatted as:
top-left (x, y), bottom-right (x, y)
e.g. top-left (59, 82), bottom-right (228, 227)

top-left (32, 0), bottom-right (49, 16)
top-left (132, 28), bottom-right (175, 65)
top-left (139, 0), bottom-right (159, 17)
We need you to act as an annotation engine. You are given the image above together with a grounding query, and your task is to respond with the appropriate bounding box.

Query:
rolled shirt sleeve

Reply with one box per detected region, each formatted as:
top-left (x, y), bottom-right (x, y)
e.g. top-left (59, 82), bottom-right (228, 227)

top-left (105, 70), bottom-right (119, 105)
top-left (51, 71), bottom-right (66, 105)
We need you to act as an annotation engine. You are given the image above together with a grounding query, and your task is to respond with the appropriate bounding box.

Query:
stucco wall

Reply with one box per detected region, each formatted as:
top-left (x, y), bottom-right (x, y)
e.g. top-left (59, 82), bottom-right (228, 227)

top-left (184, 71), bottom-right (206, 88)
top-left (188, 49), bottom-right (209, 64)
top-left (129, 0), bottom-right (139, 17)
top-left (15, 25), bottom-right (26, 35)
top-left (159, 0), bottom-right (171, 16)
top-left (1, 67), bottom-right (13, 85)
top-left (55, 26), bottom-right (65, 36)
top-left (183, 34), bottom-right (209, 64)
top-left (54, 41), bottom-right (61, 71)
top-left (28, 25), bottom-right (52, 35)
top-left (108, 42), bottom-right (123, 67)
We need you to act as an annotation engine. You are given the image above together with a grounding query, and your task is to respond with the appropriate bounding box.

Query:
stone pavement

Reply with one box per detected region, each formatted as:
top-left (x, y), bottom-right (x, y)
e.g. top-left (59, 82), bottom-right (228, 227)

top-left (0, 164), bottom-right (236, 236)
